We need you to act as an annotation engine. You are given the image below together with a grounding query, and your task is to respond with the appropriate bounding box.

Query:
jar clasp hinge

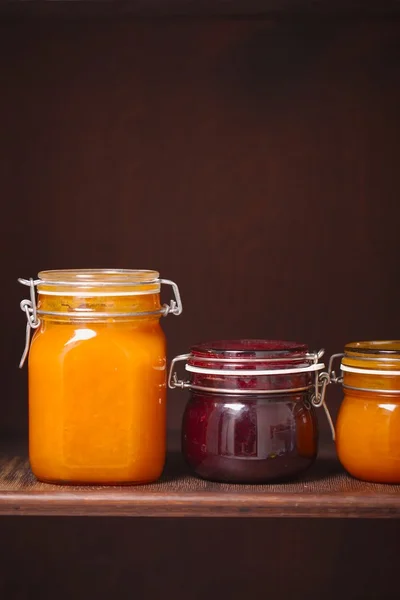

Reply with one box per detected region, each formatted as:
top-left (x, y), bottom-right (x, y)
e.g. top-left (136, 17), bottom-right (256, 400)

top-left (169, 349), bottom-right (342, 444)
top-left (18, 278), bottom-right (41, 369)
top-left (312, 353), bottom-right (344, 441)
top-left (160, 279), bottom-right (183, 317)
top-left (168, 354), bottom-right (191, 389)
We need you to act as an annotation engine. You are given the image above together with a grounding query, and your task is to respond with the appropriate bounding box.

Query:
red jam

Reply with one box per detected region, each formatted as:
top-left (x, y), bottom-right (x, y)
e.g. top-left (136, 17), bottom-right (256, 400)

top-left (180, 340), bottom-right (319, 483)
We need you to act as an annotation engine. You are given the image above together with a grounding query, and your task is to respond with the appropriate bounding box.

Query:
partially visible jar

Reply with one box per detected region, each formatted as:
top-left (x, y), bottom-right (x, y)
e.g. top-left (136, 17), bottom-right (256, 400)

top-left (18, 269), bottom-right (182, 485)
top-left (333, 341), bottom-right (400, 483)
top-left (169, 340), bottom-right (332, 483)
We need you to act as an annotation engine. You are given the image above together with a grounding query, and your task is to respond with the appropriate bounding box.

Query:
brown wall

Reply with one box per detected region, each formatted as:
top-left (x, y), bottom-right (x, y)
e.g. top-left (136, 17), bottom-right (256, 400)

top-left (0, 14), bottom-right (400, 600)
top-left (1, 17), bottom-right (399, 439)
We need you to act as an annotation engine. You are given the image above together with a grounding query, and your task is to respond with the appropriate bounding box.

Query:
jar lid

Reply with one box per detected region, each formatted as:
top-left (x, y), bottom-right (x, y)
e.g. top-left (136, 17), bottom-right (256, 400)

top-left (169, 340), bottom-right (324, 393)
top-left (36, 269), bottom-right (160, 296)
top-left (38, 268), bottom-right (159, 283)
top-left (342, 340), bottom-right (400, 375)
top-left (344, 340), bottom-right (400, 356)
top-left (169, 341), bottom-right (334, 438)
top-left (187, 339), bottom-right (323, 375)
top-left (190, 339), bottom-right (308, 359)
top-left (18, 272), bottom-right (183, 368)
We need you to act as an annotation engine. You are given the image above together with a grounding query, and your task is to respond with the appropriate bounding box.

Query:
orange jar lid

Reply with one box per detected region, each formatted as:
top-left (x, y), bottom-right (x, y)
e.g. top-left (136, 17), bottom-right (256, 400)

top-left (342, 340), bottom-right (400, 373)
top-left (18, 269), bottom-right (183, 367)
top-left (35, 269), bottom-right (163, 320)
top-left (341, 341), bottom-right (400, 394)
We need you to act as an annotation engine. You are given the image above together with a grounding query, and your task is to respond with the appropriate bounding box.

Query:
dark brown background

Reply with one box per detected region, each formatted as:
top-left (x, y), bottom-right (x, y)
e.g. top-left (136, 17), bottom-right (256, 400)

top-left (0, 10), bottom-right (399, 600)
top-left (0, 517), bottom-right (399, 600)
top-left (1, 15), bottom-right (399, 436)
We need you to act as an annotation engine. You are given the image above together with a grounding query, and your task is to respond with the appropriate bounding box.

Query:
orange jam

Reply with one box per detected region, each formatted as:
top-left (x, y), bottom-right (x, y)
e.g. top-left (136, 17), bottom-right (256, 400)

top-left (27, 269), bottom-right (168, 485)
top-left (336, 341), bottom-right (400, 483)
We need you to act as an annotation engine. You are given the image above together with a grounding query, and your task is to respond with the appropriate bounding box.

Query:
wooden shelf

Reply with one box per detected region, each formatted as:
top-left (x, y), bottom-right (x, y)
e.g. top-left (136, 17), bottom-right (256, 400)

top-left (1, 439), bottom-right (400, 517)
top-left (1, 0), bottom-right (400, 19)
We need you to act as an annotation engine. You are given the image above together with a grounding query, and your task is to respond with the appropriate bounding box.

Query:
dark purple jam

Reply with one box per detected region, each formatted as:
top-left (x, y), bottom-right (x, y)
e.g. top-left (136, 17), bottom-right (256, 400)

top-left (181, 340), bottom-right (319, 483)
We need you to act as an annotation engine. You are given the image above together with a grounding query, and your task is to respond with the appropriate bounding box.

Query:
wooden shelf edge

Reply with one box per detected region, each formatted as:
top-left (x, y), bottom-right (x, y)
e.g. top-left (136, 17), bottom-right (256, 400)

top-left (1, 439), bottom-right (399, 518)
top-left (1, 491), bottom-right (400, 518)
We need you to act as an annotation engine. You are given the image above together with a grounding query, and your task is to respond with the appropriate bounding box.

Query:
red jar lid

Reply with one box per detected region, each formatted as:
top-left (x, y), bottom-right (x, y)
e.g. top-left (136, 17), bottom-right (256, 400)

top-left (184, 340), bottom-right (324, 393)
top-left (188, 339), bottom-right (315, 371)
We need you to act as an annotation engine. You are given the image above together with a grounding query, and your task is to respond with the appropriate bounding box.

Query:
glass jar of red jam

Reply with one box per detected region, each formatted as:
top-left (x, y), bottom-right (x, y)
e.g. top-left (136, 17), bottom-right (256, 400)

top-left (325, 341), bottom-right (400, 483)
top-left (169, 340), bottom-right (332, 483)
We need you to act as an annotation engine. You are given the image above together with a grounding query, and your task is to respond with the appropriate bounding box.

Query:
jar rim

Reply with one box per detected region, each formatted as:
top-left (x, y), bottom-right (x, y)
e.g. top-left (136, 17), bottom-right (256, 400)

top-left (169, 345), bottom-right (325, 397)
top-left (190, 339), bottom-right (309, 359)
top-left (345, 340), bottom-right (400, 356)
top-left (37, 269), bottom-right (159, 286)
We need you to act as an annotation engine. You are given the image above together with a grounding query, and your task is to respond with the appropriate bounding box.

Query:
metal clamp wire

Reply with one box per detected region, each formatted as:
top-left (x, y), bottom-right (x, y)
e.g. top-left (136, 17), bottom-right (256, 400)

top-left (18, 275), bottom-right (183, 368)
top-left (18, 278), bottom-right (41, 368)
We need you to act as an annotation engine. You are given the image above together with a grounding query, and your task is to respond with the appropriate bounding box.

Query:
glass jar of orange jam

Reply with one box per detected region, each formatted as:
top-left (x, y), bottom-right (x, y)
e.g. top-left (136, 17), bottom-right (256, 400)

top-left (18, 269), bottom-right (182, 485)
top-left (333, 341), bottom-right (400, 483)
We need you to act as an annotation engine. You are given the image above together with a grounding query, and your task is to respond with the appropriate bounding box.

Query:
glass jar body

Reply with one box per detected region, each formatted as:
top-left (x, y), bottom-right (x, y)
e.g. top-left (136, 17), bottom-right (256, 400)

top-left (27, 270), bottom-right (167, 485)
top-left (336, 341), bottom-right (400, 483)
top-left (336, 391), bottom-right (400, 483)
top-left (29, 317), bottom-right (166, 484)
top-left (182, 390), bottom-right (318, 483)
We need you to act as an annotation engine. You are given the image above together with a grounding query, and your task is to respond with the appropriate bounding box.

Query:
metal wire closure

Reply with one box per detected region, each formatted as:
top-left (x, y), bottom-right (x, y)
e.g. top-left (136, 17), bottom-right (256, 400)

top-left (340, 360), bottom-right (400, 393)
top-left (159, 279), bottom-right (183, 317)
top-left (322, 352), bottom-right (400, 389)
top-left (312, 353), bottom-right (343, 405)
top-left (341, 365), bottom-right (400, 376)
top-left (185, 363), bottom-right (325, 376)
top-left (310, 353), bottom-right (344, 441)
top-left (169, 350), bottom-right (326, 391)
top-left (169, 349), bottom-right (336, 440)
top-left (168, 354), bottom-right (191, 389)
top-left (18, 278), bottom-right (41, 368)
top-left (342, 385), bottom-right (400, 394)
top-left (18, 275), bottom-right (183, 368)
top-left (313, 350), bottom-right (400, 439)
